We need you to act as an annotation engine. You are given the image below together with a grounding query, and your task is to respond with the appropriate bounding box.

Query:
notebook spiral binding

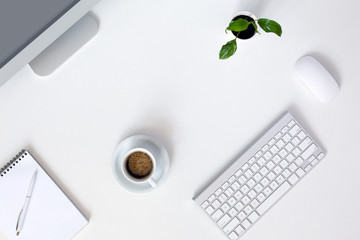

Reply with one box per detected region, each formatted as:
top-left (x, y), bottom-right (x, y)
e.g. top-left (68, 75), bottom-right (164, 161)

top-left (0, 150), bottom-right (27, 177)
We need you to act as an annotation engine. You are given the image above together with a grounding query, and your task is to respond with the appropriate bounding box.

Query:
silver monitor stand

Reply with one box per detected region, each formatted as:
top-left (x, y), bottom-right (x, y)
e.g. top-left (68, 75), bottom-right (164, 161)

top-left (29, 13), bottom-right (98, 76)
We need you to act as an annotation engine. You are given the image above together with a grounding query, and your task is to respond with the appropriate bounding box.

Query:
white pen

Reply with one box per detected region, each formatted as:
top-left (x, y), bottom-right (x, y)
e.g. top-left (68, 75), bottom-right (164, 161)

top-left (16, 170), bottom-right (37, 236)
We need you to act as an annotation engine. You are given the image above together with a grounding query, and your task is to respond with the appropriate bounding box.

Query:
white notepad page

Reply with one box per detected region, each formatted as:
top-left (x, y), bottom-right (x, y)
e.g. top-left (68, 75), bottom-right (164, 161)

top-left (0, 151), bottom-right (88, 240)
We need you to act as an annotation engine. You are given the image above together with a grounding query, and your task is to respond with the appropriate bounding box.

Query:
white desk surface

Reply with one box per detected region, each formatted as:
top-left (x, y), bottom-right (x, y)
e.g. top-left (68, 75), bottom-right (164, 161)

top-left (1, 0), bottom-right (360, 239)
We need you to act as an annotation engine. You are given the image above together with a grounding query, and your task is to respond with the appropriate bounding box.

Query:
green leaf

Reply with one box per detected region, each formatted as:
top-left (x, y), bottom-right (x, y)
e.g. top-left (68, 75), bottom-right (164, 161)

top-left (226, 19), bottom-right (251, 32)
top-left (251, 21), bottom-right (259, 34)
top-left (257, 18), bottom-right (282, 37)
top-left (219, 39), bottom-right (237, 59)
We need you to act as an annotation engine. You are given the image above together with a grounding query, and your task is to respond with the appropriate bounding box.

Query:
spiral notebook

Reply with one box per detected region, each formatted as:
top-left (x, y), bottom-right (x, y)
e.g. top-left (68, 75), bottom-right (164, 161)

top-left (0, 150), bottom-right (88, 240)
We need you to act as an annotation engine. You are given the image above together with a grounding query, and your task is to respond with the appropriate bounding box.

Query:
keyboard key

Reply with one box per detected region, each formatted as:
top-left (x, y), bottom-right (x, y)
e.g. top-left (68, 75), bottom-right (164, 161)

top-left (275, 132), bottom-right (282, 139)
top-left (219, 194), bottom-right (227, 203)
top-left (270, 145), bottom-right (278, 154)
top-left (218, 214), bottom-right (231, 228)
top-left (241, 163), bottom-right (249, 171)
top-left (244, 205), bottom-right (252, 214)
top-left (248, 212), bottom-right (260, 223)
top-left (272, 155), bottom-right (281, 164)
top-left (235, 202), bottom-right (244, 211)
top-left (215, 188), bottom-right (222, 196)
top-left (289, 125), bottom-right (300, 136)
top-left (260, 167), bottom-right (269, 176)
top-left (317, 152), bottom-right (325, 159)
top-left (288, 120), bottom-right (295, 127)
top-left (241, 196), bottom-right (250, 205)
top-left (254, 173), bottom-right (262, 182)
top-left (285, 143), bottom-right (294, 152)
top-left (235, 225), bottom-right (245, 235)
top-left (270, 181), bottom-right (279, 190)
top-left (254, 184), bottom-right (263, 193)
top-left (276, 139), bottom-right (285, 148)
top-left (238, 175), bottom-right (247, 184)
top-left (234, 191), bottom-right (242, 200)
top-left (222, 182), bottom-right (230, 190)
top-left (263, 187), bottom-right (272, 196)
top-left (281, 126), bottom-right (289, 133)
top-left (240, 185), bottom-right (250, 194)
top-left (291, 137), bottom-right (300, 146)
top-left (223, 217), bottom-right (240, 234)
top-left (264, 151), bottom-right (272, 160)
top-left (244, 169), bottom-right (253, 178)
top-left (228, 176), bottom-right (236, 183)
top-left (250, 199), bottom-right (259, 208)
top-left (273, 166), bottom-right (282, 174)
top-left (276, 175), bottom-right (285, 184)
top-left (296, 168), bottom-right (305, 178)
top-left (289, 174), bottom-right (299, 185)
top-left (280, 160), bottom-right (288, 168)
top-left (212, 200), bottom-right (221, 208)
top-left (201, 201), bottom-right (209, 208)
top-left (279, 149), bottom-right (287, 158)
top-left (295, 157), bottom-right (304, 166)
top-left (237, 211), bottom-right (246, 221)
top-left (261, 177), bottom-right (270, 186)
top-left (221, 203), bottom-right (230, 212)
top-left (292, 147), bottom-right (301, 157)
top-left (247, 179), bottom-right (256, 188)
top-left (311, 159), bottom-right (319, 166)
top-left (251, 163), bottom-right (260, 172)
top-left (241, 219), bottom-right (251, 229)
top-left (299, 137), bottom-right (312, 151)
top-left (225, 188), bottom-right (234, 197)
top-left (262, 145), bottom-right (269, 152)
top-left (248, 190), bottom-right (256, 199)
top-left (235, 169), bottom-right (242, 177)
top-left (229, 232), bottom-right (238, 240)
top-left (228, 197), bottom-right (237, 206)
top-left (304, 165), bottom-right (312, 172)
top-left (289, 163), bottom-right (297, 172)
top-left (298, 131), bottom-right (306, 139)
top-left (228, 208), bottom-right (238, 217)
top-left (266, 161), bottom-right (275, 169)
top-left (283, 134), bottom-right (291, 142)
top-left (248, 157), bottom-right (256, 165)
top-left (257, 182), bottom-right (291, 215)
top-left (282, 169), bottom-right (291, 178)
top-left (257, 193), bottom-right (266, 202)
top-left (286, 153), bottom-right (295, 162)
top-left (268, 138), bottom-right (276, 146)
top-left (231, 181), bottom-right (240, 190)
top-left (208, 195), bottom-right (216, 202)
top-left (206, 206), bottom-right (215, 214)
top-left (301, 144), bottom-right (317, 160)
top-left (211, 209), bottom-right (223, 221)
top-left (267, 171), bottom-right (276, 181)
top-left (255, 151), bottom-right (262, 158)
top-left (257, 157), bottom-right (266, 166)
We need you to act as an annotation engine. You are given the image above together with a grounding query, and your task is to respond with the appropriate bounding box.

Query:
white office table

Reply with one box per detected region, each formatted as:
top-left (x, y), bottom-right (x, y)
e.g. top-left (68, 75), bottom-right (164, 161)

top-left (1, 0), bottom-right (359, 239)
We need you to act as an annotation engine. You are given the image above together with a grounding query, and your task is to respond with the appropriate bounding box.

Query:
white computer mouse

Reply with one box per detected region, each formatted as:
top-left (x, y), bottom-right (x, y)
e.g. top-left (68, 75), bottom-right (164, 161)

top-left (294, 55), bottom-right (339, 103)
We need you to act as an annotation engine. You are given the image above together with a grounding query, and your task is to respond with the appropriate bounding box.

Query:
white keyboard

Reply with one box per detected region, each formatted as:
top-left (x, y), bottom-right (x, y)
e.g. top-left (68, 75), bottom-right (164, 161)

top-left (194, 112), bottom-right (325, 240)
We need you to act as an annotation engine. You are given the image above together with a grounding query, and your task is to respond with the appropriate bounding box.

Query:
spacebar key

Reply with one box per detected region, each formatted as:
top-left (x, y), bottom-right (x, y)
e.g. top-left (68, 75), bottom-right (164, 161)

top-left (256, 182), bottom-right (291, 215)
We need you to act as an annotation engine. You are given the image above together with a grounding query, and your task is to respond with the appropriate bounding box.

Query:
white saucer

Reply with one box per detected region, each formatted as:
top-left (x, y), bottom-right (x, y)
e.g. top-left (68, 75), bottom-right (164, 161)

top-left (111, 135), bottom-right (170, 194)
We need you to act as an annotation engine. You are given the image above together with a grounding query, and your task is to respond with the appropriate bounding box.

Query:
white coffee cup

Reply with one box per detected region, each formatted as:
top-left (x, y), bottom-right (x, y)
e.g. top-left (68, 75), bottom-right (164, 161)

top-left (122, 148), bottom-right (158, 188)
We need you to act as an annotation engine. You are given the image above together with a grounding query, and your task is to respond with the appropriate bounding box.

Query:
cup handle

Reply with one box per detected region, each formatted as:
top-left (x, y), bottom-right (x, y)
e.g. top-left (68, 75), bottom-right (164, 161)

top-left (148, 177), bottom-right (158, 188)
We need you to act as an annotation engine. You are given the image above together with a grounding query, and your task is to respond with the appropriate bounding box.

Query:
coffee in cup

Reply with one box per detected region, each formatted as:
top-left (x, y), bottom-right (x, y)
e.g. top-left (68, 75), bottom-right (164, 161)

top-left (125, 151), bottom-right (153, 180)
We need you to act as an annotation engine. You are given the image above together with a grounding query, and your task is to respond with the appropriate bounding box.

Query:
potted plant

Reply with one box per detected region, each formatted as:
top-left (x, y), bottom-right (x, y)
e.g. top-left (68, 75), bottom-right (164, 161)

top-left (219, 11), bottom-right (282, 59)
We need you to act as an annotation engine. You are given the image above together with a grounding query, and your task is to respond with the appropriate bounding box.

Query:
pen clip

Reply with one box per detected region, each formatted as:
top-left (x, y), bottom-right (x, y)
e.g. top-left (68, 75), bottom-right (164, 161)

top-left (16, 209), bottom-right (23, 231)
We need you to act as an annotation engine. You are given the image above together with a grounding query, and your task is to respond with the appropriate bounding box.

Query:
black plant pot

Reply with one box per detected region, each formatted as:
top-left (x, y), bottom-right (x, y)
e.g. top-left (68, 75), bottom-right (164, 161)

top-left (231, 11), bottom-right (257, 40)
